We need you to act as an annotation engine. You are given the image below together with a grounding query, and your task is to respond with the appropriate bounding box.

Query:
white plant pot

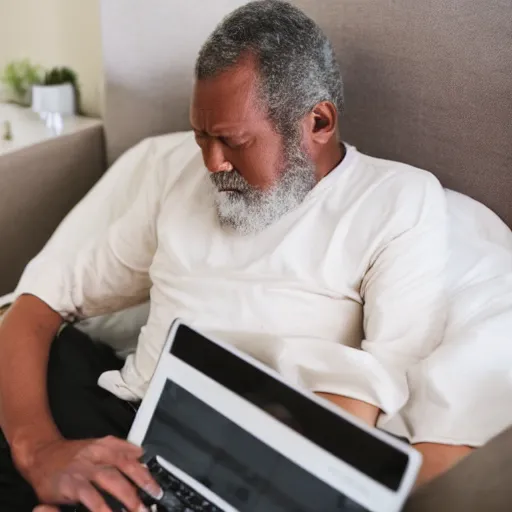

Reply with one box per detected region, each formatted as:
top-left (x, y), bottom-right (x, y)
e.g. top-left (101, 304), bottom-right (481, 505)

top-left (31, 83), bottom-right (76, 116)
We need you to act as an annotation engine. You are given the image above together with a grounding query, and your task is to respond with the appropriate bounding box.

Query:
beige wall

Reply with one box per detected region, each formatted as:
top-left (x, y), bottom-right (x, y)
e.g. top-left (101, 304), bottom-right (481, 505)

top-left (0, 0), bottom-right (103, 117)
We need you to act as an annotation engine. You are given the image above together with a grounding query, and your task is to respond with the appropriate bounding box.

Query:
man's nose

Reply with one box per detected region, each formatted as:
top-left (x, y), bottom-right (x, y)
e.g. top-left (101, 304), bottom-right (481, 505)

top-left (203, 139), bottom-right (233, 173)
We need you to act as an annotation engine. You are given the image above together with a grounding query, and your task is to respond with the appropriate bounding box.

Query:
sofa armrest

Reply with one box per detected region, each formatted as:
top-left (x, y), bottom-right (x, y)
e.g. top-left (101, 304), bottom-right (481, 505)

top-left (405, 426), bottom-right (512, 511)
top-left (0, 125), bottom-right (106, 295)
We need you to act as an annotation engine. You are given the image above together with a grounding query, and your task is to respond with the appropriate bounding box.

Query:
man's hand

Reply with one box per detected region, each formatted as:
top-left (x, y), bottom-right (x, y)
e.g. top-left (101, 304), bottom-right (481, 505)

top-left (16, 436), bottom-right (162, 512)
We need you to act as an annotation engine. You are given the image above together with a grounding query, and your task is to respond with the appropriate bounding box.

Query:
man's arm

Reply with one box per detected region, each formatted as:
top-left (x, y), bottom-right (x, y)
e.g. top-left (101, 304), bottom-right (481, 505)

top-left (316, 391), bottom-right (471, 486)
top-left (0, 297), bottom-right (164, 512)
top-left (315, 172), bottom-right (451, 481)
top-left (0, 141), bottom-right (163, 442)
top-left (316, 393), bottom-right (380, 426)
top-left (358, 172), bottom-right (452, 483)
top-left (0, 295), bottom-right (63, 457)
top-left (0, 143), bottom-right (166, 510)
top-left (306, 173), bottom-right (447, 431)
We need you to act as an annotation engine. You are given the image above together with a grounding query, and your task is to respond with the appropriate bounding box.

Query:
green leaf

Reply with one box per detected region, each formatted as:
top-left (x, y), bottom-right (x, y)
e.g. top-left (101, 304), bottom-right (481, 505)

top-left (0, 59), bottom-right (44, 105)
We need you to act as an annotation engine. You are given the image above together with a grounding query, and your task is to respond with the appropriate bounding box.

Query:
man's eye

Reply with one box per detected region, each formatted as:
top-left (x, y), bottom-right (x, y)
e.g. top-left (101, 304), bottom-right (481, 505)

top-left (219, 137), bottom-right (243, 150)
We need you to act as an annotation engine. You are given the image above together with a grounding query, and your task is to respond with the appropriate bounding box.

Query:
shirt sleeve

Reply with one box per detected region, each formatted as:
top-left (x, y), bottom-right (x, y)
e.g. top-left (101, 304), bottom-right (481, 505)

top-left (15, 146), bottom-right (164, 322)
top-left (292, 171), bottom-right (449, 418)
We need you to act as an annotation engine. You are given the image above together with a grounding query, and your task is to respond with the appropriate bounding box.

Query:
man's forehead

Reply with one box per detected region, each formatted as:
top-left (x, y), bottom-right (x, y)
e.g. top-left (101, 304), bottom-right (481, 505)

top-left (190, 59), bottom-right (265, 131)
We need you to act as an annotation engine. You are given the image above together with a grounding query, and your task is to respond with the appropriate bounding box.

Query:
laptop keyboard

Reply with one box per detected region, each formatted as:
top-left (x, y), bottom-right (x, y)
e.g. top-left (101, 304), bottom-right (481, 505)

top-left (147, 457), bottom-right (224, 512)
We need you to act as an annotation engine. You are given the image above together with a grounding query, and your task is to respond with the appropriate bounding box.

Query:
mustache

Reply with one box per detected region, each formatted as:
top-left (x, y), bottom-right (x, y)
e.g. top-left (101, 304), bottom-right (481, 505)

top-left (210, 170), bottom-right (252, 193)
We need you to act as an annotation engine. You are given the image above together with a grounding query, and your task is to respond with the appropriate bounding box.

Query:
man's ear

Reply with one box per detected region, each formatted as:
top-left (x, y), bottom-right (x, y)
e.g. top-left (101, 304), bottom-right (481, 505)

top-left (302, 101), bottom-right (338, 149)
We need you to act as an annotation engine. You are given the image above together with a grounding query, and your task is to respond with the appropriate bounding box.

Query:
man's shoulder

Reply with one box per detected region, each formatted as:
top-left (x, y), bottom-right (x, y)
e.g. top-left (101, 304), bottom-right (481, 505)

top-left (350, 149), bottom-right (445, 206)
top-left (328, 150), bottom-right (448, 258)
top-left (355, 149), bottom-right (442, 188)
top-left (331, 148), bottom-right (447, 234)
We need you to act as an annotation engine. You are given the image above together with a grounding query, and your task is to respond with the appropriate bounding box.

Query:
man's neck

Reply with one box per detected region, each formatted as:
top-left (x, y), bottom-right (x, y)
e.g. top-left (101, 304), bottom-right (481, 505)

top-left (316, 141), bottom-right (345, 182)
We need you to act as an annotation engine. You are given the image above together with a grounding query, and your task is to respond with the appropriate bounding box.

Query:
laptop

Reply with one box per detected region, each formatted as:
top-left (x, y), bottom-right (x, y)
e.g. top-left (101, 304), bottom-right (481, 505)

top-left (128, 320), bottom-right (421, 512)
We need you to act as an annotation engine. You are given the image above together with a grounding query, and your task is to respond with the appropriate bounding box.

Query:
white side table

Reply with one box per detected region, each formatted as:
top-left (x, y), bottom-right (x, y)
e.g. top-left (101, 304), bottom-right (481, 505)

top-left (0, 103), bottom-right (102, 156)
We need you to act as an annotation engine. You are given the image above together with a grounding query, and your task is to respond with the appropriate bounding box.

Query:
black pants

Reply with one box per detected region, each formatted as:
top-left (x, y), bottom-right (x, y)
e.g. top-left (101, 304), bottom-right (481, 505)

top-left (0, 326), bottom-right (137, 511)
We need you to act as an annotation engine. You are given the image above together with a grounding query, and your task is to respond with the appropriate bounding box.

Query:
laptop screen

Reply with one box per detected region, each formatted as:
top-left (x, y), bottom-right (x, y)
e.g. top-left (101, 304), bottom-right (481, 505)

top-left (143, 378), bottom-right (370, 511)
top-left (139, 324), bottom-right (409, 511)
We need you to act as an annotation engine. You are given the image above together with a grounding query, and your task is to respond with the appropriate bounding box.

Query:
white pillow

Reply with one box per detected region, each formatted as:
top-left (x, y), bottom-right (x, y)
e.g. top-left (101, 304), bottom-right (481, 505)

top-left (382, 189), bottom-right (512, 446)
top-left (447, 190), bottom-right (512, 251)
top-left (445, 190), bottom-right (512, 293)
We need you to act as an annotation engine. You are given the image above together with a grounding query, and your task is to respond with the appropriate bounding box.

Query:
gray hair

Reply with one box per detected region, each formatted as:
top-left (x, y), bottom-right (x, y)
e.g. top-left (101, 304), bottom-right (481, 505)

top-left (195, 0), bottom-right (344, 143)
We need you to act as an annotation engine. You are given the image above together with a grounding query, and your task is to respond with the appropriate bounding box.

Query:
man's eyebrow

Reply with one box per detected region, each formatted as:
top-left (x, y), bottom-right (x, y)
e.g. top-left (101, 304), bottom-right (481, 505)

top-left (193, 127), bottom-right (247, 138)
top-left (212, 126), bottom-right (248, 138)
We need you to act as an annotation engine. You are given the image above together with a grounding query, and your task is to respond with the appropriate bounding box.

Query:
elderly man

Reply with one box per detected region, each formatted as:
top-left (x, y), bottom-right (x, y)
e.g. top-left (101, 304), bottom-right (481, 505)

top-left (0, 1), bottom-right (469, 511)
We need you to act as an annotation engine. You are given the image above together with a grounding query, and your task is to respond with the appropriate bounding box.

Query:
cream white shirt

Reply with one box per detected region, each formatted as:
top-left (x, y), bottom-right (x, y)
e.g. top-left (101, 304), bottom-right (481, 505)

top-left (17, 135), bottom-right (448, 426)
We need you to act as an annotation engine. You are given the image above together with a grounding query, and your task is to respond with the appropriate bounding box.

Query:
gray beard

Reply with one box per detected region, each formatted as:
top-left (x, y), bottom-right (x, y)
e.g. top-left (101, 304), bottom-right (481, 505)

top-left (210, 144), bottom-right (316, 235)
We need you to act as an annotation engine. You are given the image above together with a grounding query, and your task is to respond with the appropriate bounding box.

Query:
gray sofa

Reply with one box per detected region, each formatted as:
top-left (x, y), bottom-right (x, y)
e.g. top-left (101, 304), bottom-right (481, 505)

top-left (0, 124), bottom-right (106, 295)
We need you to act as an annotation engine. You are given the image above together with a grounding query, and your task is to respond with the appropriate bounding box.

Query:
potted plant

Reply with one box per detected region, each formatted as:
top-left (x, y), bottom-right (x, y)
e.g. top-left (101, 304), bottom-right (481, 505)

top-left (31, 66), bottom-right (80, 117)
top-left (0, 59), bottom-right (44, 106)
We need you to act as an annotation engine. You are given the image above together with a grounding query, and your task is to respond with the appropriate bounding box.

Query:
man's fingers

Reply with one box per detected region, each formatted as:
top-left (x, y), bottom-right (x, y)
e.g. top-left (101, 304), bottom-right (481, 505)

top-left (93, 466), bottom-right (144, 512)
top-left (84, 436), bottom-right (161, 502)
top-left (100, 436), bottom-right (144, 456)
top-left (33, 438), bottom-right (148, 512)
top-left (118, 456), bottom-right (163, 500)
top-left (56, 473), bottom-right (112, 512)
top-left (33, 479), bottom-right (112, 512)
top-left (74, 477), bottom-right (112, 512)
